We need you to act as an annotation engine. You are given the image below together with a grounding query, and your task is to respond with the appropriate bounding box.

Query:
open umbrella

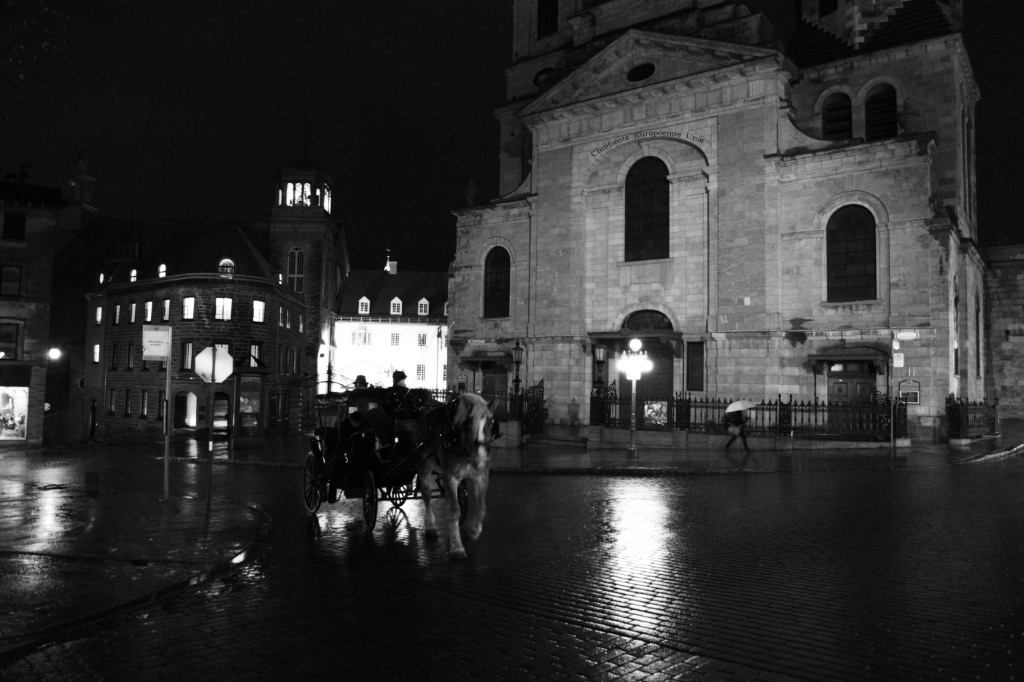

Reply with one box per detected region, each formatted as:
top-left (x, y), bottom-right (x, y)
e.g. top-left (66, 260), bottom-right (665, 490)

top-left (725, 400), bottom-right (756, 413)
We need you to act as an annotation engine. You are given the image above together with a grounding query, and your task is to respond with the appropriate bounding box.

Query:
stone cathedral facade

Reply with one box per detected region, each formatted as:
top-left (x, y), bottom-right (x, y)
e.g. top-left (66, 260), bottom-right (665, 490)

top-left (449, 0), bottom-right (980, 442)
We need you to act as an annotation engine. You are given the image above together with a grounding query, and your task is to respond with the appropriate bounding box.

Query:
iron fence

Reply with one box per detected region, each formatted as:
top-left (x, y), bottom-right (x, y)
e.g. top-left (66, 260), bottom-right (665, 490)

top-left (417, 379), bottom-right (545, 430)
top-left (590, 389), bottom-right (908, 442)
top-left (945, 394), bottom-right (998, 439)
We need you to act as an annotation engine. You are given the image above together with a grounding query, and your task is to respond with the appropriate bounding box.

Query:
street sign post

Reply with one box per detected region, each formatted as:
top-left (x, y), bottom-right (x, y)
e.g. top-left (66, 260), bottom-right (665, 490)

top-left (144, 325), bottom-right (173, 499)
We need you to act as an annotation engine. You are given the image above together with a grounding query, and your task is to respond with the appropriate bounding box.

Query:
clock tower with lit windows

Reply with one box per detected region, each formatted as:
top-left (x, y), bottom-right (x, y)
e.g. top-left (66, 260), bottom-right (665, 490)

top-left (268, 162), bottom-right (351, 418)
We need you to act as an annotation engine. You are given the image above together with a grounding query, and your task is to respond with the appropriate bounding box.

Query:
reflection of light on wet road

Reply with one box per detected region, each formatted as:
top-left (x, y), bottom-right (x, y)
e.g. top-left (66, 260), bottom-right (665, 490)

top-left (600, 481), bottom-right (674, 635)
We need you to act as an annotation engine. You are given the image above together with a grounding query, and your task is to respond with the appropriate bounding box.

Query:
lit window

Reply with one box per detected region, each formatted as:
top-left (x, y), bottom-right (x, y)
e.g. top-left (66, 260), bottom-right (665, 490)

top-left (358, 297), bottom-right (370, 315)
top-left (279, 307), bottom-right (284, 327)
top-left (418, 299), bottom-right (429, 316)
top-left (181, 341), bottom-right (194, 371)
top-left (98, 272), bottom-right (105, 284)
top-left (324, 185), bottom-right (332, 213)
top-left (390, 298), bottom-right (402, 315)
top-left (249, 343), bottom-right (262, 368)
top-left (253, 300), bottom-right (265, 323)
top-left (158, 264), bottom-right (167, 278)
top-left (218, 258), bottom-right (235, 276)
top-left (130, 303), bottom-right (137, 323)
top-left (298, 314), bottom-right (304, 333)
top-left (162, 299), bottom-right (170, 321)
top-left (141, 390), bottom-right (149, 417)
top-left (417, 333), bottom-right (427, 347)
top-left (114, 304), bottom-right (121, 325)
top-left (391, 333), bottom-right (400, 347)
top-left (108, 389), bottom-right (116, 414)
top-left (183, 297), bottom-right (195, 320)
top-left (285, 310), bottom-right (290, 329)
top-left (95, 306), bottom-right (102, 325)
top-left (145, 301), bottom-right (153, 322)
top-left (92, 344), bottom-right (100, 363)
top-left (215, 297), bottom-right (233, 321)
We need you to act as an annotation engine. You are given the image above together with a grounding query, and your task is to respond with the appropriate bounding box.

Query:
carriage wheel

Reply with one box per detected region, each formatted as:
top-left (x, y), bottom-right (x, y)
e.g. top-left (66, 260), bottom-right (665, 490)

top-left (362, 469), bottom-right (378, 531)
top-left (388, 481), bottom-right (412, 508)
top-left (457, 480), bottom-right (468, 524)
top-left (302, 454), bottom-right (322, 514)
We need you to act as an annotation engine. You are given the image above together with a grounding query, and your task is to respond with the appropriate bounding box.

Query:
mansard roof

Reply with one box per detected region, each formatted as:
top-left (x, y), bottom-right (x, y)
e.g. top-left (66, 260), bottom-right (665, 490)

top-left (521, 28), bottom-right (780, 119)
top-left (337, 269), bottom-right (448, 317)
top-left (786, 0), bottom-right (957, 68)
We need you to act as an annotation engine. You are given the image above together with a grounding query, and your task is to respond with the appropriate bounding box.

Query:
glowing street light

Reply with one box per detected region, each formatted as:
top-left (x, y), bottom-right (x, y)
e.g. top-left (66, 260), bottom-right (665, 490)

top-left (618, 338), bottom-right (652, 458)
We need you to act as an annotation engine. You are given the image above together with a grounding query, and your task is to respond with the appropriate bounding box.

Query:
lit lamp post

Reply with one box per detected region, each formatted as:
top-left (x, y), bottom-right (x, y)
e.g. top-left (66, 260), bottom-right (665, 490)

top-left (618, 338), bottom-right (652, 459)
top-left (512, 340), bottom-right (524, 419)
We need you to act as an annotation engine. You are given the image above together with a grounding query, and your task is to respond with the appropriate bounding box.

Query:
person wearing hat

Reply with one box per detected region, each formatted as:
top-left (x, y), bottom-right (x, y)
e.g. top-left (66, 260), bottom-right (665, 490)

top-left (383, 370), bottom-right (411, 417)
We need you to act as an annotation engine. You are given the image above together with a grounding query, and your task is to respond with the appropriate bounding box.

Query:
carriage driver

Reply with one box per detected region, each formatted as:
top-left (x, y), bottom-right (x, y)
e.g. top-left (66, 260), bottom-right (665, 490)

top-left (383, 370), bottom-right (420, 419)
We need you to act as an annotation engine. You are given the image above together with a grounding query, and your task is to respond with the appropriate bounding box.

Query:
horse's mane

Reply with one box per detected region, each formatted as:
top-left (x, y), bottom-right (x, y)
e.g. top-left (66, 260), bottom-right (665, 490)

top-left (453, 393), bottom-right (490, 426)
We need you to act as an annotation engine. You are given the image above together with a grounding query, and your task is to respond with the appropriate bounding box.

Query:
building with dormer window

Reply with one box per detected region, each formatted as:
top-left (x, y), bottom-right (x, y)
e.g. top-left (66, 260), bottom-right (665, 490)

top-left (332, 257), bottom-right (448, 390)
top-left (449, 0), bottom-right (983, 442)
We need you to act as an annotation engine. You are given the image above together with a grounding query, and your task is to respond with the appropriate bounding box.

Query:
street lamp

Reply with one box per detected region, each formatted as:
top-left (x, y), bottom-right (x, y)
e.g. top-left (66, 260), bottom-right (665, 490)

top-left (511, 340), bottom-right (524, 420)
top-left (618, 338), bottom-right (652, 459)
top-left (593, 345), bottom-right (607, 386)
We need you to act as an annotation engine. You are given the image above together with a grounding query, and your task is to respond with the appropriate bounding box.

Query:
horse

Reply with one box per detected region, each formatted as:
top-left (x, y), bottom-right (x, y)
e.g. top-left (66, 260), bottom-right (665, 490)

top-left (411, 393), bottom-right (498, 560)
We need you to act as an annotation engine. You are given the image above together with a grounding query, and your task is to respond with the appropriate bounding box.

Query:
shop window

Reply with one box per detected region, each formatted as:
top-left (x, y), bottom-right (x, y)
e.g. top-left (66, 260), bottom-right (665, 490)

top-left (483, 247), bottom-right (511, 318)
top-left (625, 157), bottom-right (670, 262)
top-left (826, 205), bottom-right (877, 302)
top-left (0, 386), bottom-right (28, 439)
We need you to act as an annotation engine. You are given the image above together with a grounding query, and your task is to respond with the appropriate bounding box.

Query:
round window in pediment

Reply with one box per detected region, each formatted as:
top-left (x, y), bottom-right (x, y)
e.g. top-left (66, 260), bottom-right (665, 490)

top-left (626, 62), bottom-right (656, 83)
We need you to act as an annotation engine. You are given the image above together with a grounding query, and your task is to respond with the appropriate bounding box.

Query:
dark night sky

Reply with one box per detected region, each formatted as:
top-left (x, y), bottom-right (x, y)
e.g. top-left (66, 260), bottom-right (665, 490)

top-left (1, 1), bottom-right (1020, 271)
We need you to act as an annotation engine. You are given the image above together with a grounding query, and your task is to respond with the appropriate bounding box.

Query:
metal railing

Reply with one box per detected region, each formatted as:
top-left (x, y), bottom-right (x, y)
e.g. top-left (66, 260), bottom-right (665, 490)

top-left (590, 388), bottom-right (908, 442)
top-left (945, 394), bottom-right (998, 439)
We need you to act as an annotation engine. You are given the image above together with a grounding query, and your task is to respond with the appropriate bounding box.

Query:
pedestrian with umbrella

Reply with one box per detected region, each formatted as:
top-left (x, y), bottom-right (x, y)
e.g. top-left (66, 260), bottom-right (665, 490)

top-left (724, 400), bottom-right (755, 451)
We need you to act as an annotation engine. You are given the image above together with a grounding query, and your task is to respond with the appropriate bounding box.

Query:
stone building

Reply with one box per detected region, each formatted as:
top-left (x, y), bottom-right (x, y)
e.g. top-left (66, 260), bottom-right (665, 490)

top-left (56, 163), bottom-right (348, 442)
top-left (449, 0), bottom-right (981, 442)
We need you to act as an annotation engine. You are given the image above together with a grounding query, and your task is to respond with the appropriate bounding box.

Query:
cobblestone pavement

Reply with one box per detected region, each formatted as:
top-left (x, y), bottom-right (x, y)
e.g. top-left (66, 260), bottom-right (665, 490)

top-left (3, 454), bottom-right (1022, 681)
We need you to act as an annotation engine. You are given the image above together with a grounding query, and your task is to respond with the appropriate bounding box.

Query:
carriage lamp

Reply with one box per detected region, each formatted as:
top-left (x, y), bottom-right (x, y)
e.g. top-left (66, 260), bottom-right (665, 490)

top-left (593, 344), bottom-right (607, 387)
top-left (618, 339), bottom-right (652, 459)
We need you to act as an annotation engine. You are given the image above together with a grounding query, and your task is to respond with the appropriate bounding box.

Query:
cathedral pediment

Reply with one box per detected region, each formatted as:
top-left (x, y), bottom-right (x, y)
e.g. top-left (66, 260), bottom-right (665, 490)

top-left (521, 29), bottom-right (780, 120)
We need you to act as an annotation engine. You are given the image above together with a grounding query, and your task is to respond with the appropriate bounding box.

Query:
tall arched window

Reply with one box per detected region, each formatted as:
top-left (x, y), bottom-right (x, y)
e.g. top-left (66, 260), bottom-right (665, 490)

top-left (287, 248), bottom-right (304, 293)
top-left (483, 247), bottom-right (511, 318)
top-left (821, 93), bottom-right (852, 140)
top-left (865, 83), bottom-right (897, 141)
top-left (826, 205), bottom-right (876, 302)
top-left (625, 157), bottom-right (669, 262)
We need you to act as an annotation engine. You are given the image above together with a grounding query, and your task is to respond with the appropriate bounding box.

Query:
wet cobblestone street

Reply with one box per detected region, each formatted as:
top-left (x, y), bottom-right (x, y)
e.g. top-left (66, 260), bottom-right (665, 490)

top-left (4, 451), bottom-right (1022, 681)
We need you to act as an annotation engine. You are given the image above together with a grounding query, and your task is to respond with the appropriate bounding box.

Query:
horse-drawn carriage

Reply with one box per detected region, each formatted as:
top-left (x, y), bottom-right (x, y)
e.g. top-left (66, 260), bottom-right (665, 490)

top-left (302, 387), bottom-right (468, 532)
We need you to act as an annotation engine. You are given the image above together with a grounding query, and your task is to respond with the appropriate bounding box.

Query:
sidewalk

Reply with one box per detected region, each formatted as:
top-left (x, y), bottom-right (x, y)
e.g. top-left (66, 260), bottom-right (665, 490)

top-left (1, 420), bottom-right (1022, 665)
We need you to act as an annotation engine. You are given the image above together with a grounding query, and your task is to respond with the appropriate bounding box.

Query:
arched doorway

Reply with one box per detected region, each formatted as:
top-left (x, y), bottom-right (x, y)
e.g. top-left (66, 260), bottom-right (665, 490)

top-left (616, 310), bottom-right (676, 399)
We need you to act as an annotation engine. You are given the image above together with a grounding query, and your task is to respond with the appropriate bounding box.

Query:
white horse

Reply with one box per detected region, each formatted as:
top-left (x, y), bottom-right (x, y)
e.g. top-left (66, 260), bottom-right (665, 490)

top-left (412, 393), bottom-right (498, 560)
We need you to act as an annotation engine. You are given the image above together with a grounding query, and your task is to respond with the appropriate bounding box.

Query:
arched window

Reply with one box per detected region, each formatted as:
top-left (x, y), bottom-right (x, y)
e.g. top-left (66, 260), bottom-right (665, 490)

top-left (483, 247), bottom-right (511, 318)
top-left (287, 249), bottom-right (304, 293)
top-left (826, 205), bottom-right (876, 302)
top-left (218, 258), bottom-right (235, 276)
top-left (865, 83), bottom-right (897, 141)
top-left (625, 157), bottom-right (670, 262)
top-left (129, 269), bottom-right (137, 283)
top-left (157, 264), bottom-right (167, 278)
top-left (821, 93), bottom-right (852, 140)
